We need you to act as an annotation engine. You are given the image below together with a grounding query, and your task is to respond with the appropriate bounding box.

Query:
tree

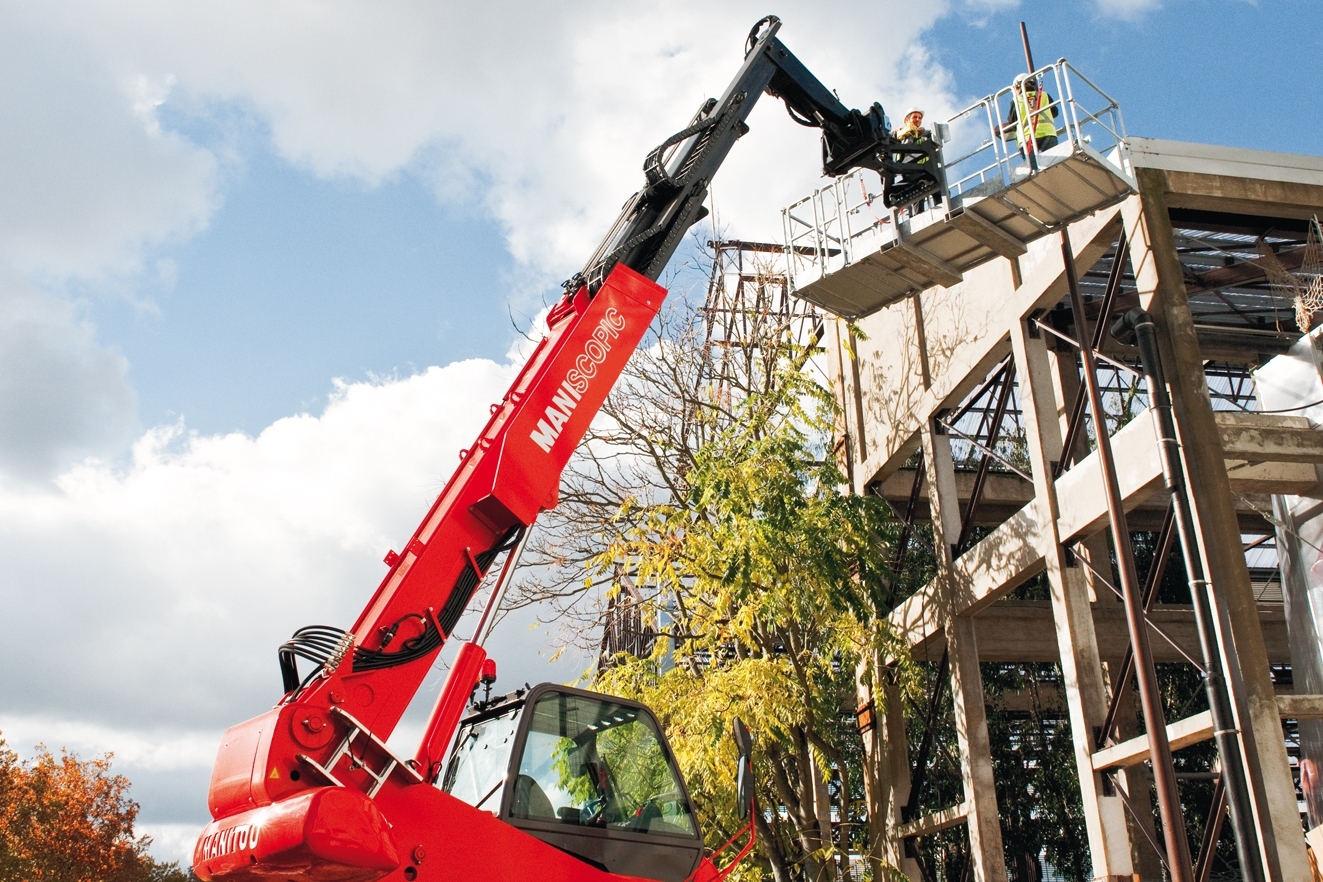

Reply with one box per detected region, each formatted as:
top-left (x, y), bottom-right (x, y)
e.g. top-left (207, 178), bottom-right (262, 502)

top-left (0, 735), bottom-right (192, 882)
top-left (506, 248), bottom-right (916, 880)
top-left (591, 360), bottom-right (908, 881)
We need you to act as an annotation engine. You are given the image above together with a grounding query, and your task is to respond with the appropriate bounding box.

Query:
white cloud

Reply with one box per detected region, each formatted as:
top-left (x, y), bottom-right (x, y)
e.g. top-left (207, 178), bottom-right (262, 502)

top-left (0, 361), bottom-right (514, 735)
top-left (5, 1), bottom-right (959, 289)
top-left (0, 716), bottom-right (216, 772)
top-left (1095, 0), bottom-right (1162, 19)
top-left (0, 14), bottom-right (216, 282)
top-left (138, 824), bottom-right (204, 868)
top-left (0, 272), bottom-right (136, 479)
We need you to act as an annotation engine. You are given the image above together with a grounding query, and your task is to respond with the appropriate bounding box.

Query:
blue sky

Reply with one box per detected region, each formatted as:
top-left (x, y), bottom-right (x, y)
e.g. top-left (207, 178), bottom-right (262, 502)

top-left (89, 144), bottom-right (517, 436)
top-left (929, 1), bottom-right (1323, 155)
top-left (46, 0), bottom-right (1323, 443)
top-left (0, 0), bottom-right (1317, 865)
top-left (76, 0), bottom-right (1323, 441)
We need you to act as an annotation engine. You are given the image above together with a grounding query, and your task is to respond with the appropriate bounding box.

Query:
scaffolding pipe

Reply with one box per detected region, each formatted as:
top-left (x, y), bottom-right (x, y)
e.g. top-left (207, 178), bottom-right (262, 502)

top-left (1060, 234), bottom-right (1194, 882)
top-left (1019, 22), bottom-right (1035, 75)
top-left (1112, 307), bottom-right (1267, 882)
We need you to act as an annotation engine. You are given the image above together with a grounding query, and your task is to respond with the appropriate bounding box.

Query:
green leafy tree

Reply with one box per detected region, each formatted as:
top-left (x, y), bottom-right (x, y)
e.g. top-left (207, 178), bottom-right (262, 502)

top-left (502, 251), bottom-right (917, 880)
top-left (0, 735), bottom-right (191, 882)
top-left (592, 349), bottom-right (910, 882)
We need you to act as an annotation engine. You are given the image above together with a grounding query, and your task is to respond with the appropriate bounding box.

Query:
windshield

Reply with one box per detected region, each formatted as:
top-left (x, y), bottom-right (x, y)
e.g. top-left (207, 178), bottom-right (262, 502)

top-left (441, 707), bottom-right (519, 811)
top-left (509, 691), bottom-right (696, 837)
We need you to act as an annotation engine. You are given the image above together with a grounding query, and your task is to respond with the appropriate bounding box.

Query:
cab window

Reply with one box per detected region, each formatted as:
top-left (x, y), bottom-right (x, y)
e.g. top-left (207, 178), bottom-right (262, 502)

top-left (509, 692), bottom-right (696, 837)
top-left (441, 707), bottom-right (519, 811)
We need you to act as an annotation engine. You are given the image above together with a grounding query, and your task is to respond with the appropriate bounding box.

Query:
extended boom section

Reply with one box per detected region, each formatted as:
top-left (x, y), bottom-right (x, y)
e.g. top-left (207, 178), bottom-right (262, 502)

top-left (568, 15), bottom-right (942, 295)
top-left (195, 267), bottom-right (666, 881)
top-left (196, 15), bottom-right (942, 882)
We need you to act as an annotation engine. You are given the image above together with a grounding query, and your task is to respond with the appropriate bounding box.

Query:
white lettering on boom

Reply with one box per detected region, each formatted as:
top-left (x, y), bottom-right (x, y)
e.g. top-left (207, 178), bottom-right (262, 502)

top-left (529, 308), bottom-right (625, 453)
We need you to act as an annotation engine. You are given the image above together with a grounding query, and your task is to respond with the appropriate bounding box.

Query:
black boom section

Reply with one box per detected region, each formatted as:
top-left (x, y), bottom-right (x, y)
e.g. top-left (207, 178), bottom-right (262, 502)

top-left (565, 15), bottom-right (943, 296)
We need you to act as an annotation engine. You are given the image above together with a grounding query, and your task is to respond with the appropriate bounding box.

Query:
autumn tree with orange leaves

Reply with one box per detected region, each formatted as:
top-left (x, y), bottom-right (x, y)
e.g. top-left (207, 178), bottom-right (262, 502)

top-left (0, 734), bottom-right (191, 882)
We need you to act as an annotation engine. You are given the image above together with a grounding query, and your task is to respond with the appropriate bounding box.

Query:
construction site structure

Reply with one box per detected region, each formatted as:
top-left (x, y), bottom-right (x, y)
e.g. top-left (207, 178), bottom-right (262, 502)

top-left (785, 60), bottom-right (1323, 882)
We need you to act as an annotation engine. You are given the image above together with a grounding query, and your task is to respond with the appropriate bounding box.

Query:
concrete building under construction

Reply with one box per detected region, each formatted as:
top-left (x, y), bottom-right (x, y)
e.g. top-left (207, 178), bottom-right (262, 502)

top-left (782, 61), bottom-right (1323, 882)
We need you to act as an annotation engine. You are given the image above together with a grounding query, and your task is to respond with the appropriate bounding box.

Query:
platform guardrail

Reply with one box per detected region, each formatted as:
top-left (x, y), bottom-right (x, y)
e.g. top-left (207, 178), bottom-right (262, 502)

top-left (782, 59), bottom-right (1128, 295)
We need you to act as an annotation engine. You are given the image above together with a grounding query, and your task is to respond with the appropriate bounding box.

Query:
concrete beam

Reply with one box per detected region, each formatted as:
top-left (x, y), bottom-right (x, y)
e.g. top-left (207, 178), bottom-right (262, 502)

top-left (1277, 695), bottom-right (1323, 720)
top-left (874, 466), bottom-right (1308, 530)
top-left (911, 601), bottom-right (1290, 664)
top-left (1053, 412), bottom-right (1165, 542)
top-left (948, 210), bottom-right (1028, 259)
top-left (1216, 411), bottom-right (1323, 464)
top-left (887, 413), bottom-right (1306, 651)
top-left (896, 803), bottom-right (968, 839)
top-left (874, 469), bottom-right (1032, 526)
top-left (1054, 411), bottom-right (1321, 543)
top-left (1162, 170), bottom-right (1323, 220)
top-left (888, 503), bottom-right (1046, 649)
top-left (1092, 710), bottom-right (1214, 771)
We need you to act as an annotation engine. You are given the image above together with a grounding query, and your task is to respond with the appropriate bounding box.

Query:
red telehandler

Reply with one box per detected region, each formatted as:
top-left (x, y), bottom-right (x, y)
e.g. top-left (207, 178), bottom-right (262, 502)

top-left (193, 16), bottom-right (942, 882)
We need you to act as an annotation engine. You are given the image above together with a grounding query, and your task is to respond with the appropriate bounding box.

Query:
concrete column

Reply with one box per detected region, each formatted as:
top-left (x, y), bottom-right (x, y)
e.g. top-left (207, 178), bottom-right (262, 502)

top-left (885, 676), bottom-right (924, 881)
top-left (1011, 319), bottom-right (1137, 880)
top-left (1123, 173), bottom-right (1309, 882)
top-left (920, 426), bottom-right (1008, 882)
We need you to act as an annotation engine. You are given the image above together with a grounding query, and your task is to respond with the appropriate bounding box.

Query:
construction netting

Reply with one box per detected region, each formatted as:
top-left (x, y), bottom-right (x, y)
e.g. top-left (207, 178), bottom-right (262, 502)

top-left (1258, 215), bottom-right (1323, 331)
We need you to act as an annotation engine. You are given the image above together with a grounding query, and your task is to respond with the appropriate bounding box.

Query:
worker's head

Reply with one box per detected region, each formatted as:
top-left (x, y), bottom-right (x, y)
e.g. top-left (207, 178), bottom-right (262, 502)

top-left (1023, 76), bottom-right (1039, 93)
top-left (904, 107), bottom-right (923, 127)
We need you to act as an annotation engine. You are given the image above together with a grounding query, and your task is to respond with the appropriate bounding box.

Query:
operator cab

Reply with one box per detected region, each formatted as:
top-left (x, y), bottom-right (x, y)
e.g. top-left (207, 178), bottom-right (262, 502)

top-left (441, 683), bottom-right (703, 882)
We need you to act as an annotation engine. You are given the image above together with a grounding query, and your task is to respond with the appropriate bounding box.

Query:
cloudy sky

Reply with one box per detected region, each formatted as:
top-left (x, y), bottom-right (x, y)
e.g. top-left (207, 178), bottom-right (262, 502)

top-left (0, 0), bottom-right (1318, 865)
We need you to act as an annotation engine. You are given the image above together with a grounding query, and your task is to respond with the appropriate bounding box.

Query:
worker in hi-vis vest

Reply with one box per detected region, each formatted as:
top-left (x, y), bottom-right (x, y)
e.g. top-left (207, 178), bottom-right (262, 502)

top-left (893, 107), bottom-right (942, 211)
top-left (1002, 74), bottom-right (1059, 160)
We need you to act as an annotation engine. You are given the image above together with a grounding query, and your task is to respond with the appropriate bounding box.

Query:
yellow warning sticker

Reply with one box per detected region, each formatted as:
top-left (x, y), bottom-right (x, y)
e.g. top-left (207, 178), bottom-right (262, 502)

top-left (269, 768), bottom-right (280, 779)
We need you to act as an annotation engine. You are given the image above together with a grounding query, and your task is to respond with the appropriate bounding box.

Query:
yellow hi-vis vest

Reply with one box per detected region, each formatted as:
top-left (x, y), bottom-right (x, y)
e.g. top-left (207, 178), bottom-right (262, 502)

top-left (1014, 88), bottom-right (1056, 146)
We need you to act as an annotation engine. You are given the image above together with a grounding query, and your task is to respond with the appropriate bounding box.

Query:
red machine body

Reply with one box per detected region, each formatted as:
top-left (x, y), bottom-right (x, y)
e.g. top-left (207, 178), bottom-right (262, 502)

top-left (196, 17), bottom-right (936, 882)
top-left (195, 266), bottom-right (667, 881)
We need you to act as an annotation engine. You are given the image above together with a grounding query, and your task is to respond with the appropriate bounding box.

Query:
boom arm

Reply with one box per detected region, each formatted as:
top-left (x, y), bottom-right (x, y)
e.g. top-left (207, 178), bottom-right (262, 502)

top-left (195, 17), bottom-right (940, 882)
top-left (568, 15), bottom-right (941, 294)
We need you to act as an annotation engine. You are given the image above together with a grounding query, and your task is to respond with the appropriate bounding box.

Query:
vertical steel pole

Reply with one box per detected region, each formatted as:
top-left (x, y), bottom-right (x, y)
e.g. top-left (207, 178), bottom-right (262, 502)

top-left (1117, 308), bottom-right (1266, 882)
top-left (1061, 233), bottom-right (1194, 882)
top-left (1017, 23), bottom-right (1040, 172)
top-left (1019, 22), bottom-right (1035, 74)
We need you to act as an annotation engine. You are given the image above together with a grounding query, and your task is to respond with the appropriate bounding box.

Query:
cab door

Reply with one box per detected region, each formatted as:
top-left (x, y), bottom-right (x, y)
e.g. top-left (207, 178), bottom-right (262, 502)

top-left (499, 685), bottom-right (704, 882)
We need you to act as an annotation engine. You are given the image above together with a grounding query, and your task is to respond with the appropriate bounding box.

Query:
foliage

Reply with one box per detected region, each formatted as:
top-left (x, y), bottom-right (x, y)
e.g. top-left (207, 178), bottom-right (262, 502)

top-left (900, 662), bottom-right (1090, 882)
top-left (0, 735), bottom-right (191, 882)
top-left (505, 252), bottom-right (918, 880)
top-left (983, 664), bottom-right (1088, 882)
top-left (591, 345), bottom-right (910, 882)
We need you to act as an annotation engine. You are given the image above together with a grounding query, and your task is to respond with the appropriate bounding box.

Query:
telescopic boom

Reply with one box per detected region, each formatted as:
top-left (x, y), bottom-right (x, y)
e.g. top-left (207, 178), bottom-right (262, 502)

top-left (193, 17), bottom-right (942, 882)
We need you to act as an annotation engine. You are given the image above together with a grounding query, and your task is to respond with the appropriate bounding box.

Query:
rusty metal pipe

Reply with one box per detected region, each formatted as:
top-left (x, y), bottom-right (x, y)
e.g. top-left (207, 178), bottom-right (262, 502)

top-left (1112, 306), bottom-right (1265, 882)
top-left (1060, 234), bottom-right (1194, 882)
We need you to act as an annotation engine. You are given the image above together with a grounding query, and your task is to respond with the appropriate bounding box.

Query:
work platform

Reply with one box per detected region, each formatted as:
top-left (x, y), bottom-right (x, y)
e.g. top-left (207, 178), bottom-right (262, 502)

top-left (784, 60), bottom-right (1134, 318)
top-left (796, 59), bottom-right (1323, 882)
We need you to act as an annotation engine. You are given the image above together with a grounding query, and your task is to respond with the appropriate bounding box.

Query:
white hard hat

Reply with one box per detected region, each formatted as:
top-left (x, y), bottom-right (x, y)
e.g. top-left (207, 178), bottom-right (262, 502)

top-left (904, 107), bottom-right (923, 117)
